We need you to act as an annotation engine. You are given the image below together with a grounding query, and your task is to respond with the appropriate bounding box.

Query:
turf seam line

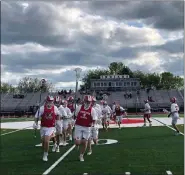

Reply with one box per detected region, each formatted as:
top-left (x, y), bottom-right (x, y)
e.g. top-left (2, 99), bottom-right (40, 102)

top-left (42, 145), bottom-right (76, 175)
top-left (1, 126), bottom-right (33, 136)
top-left (152, 118), bottom-right (184, 136)
top-left (166, 170), bottom-right (173, 175)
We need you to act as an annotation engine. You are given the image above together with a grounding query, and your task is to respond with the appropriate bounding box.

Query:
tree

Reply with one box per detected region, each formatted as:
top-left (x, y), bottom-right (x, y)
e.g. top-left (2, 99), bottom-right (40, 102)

top-left (108, 62), bottom-right (133, 77)
top-left (160, 72), bottom-right (184, 90)
top-left (17, 77), bottom-right (54, 93)
top-left (0, 82), bottom-right (17, 93)
top-left (80, 62), bottom-right (184, 90)
top-left (80, 68), bottom-right (110, 90)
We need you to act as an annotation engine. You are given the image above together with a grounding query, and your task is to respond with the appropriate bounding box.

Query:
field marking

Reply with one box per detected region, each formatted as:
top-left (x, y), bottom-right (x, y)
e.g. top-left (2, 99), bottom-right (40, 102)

top-left (1, 126), bottom-right (32, 136)
top-left (42, 145), bottom-right (76, 175)
top-left (125, 172), bottom-right (131, 175)
top-left (152, 118), bottom-right (184, 136)
top-left (166, 170), bottom-right (173, 175)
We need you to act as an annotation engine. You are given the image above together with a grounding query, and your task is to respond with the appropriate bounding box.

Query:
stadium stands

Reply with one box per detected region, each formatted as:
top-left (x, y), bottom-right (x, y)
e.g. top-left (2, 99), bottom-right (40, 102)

top-left (0, 89), bottom-right (184, 115)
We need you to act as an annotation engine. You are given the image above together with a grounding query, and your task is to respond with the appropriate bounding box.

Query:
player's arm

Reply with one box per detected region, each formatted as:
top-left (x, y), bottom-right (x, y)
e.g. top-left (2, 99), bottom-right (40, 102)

top-left (91, 108), bottom-right (98, 127)
top-left (56, 106), bottom-right (67, 119)
top-left (33, 106), bottom-right (44, 128)
top-left (74, 105), bottom-right (81, 119)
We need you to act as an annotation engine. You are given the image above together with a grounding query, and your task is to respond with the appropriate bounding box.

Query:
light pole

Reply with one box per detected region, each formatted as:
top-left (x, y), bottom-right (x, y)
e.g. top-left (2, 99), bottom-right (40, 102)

top-left (74, 68), bottom-right (82, 113)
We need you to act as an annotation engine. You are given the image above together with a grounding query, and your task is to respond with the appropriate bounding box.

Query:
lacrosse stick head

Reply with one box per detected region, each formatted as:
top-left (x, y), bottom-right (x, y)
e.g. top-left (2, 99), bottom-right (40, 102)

top-left (74, 67), bottom-right (82, 80)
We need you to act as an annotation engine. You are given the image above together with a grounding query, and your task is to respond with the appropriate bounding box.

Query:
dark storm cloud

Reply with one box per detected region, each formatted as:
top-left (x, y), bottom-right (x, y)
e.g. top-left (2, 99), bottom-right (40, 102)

top-left (81, 1), bottom-right (184, 30)
top-left (154, 38), bottom-right (184, 54)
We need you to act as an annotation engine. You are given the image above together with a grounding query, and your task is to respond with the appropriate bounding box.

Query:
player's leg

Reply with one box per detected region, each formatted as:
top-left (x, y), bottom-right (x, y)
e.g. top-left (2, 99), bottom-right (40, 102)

top-left (55, 121), bottom-right (62, 152)
top-left (43, 127), bottom-right (55, 161)
top-left (74, 125), bottom-right (82, 146)
top-left (87, 129), bottom-right (93, 155)
top-left (63, 120), bottom-right (68, 146)
top-left (118, 116), bottom-right (122, 129)
top-left (79, 128), bottom-right (91, 161)
top-left (67, 120), bottom-right (73, 141)
top-left (143, 114), bottom-right (147, 126)
top-left (172, 117), bottom-right (180, 135)
top-left (146, 114), bottom-right (152, 126)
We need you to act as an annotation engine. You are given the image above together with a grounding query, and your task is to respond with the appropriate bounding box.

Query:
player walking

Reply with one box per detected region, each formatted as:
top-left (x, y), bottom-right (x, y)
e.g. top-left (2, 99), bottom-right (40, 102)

top-left (33, 95), bottom-right (64, 161)
top-left (74, 95), bottom-right (97, 161)
top-left (168, 97), bottom-right (180, 135)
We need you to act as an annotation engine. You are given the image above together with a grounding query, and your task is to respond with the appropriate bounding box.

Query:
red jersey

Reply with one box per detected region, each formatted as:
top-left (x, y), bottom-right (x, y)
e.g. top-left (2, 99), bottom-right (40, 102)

top-left (41, 105), bottom-right (56, 127)
top-left (67, 103), bottom-right (75, 113)
top-left (75, 105), bottom-right (93, 127)
top-left (115, 107), bottom-right (124, 116)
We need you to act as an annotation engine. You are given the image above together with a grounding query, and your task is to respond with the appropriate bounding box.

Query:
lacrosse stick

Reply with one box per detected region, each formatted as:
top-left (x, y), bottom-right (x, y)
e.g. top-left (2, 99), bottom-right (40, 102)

top-left (34, 78), bottom-right (46, 138)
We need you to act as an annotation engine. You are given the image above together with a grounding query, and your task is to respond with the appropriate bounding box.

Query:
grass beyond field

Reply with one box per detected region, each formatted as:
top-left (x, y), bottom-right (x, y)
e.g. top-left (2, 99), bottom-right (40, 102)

top-left (0, 125), bottom-right (184, 175)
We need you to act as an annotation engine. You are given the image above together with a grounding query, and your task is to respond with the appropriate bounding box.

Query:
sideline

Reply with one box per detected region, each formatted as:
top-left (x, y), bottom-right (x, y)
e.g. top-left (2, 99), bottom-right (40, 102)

top-left (152, 118), bottom-right (184, 136)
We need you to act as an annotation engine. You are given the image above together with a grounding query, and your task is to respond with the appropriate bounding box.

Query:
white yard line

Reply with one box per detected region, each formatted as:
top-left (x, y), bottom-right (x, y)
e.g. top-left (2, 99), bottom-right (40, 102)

top-left (42, 145), bottom-right (76, 175)
top-left (1, 126), bottom-right (32, 136)
top-left (125, 172), bottom-right (131, 175)
top-left (152, 118), bottom-right (184, 136)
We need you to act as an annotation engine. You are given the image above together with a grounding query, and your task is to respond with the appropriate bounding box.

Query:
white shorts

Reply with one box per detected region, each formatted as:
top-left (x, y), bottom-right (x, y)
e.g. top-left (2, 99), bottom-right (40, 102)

top-left (171, 115), bottom-right (179, 125)
top-left (116, 116), bottom-right (123, 122)
top-left (74, 125), bottom-right (91, 140)
top-left (63, 119), bottom-right (71, 130)
top-left (40, 127), bottom-right (55, 139)
top-left (55, 120), bottom-right (63, 135)
top-left (90, 126), bottom-right (99, 140)
top-left (102, 115), bottom-right (110, 122)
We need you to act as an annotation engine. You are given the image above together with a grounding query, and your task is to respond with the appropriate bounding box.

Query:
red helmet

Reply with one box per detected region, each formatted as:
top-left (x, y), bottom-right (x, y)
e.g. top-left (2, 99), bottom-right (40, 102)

top-left (92, 96), bottom-right (96, 102)
top-left (54, 96), bottom-right (61, 104)
top-left (170, 97), bottom-right (176, 103)
top-left (67, 96), bottom-right (74, 102)
top-left (83, 95), bottom-right (92, 102)
top-left (144, 100), bottom-right (148, 103)
top-left (46, 95), bottom-right (54, 102)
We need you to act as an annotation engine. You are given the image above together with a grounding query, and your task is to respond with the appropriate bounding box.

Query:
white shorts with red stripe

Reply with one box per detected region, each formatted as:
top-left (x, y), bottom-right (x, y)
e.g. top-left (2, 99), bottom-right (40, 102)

top-left (40, 127), bottom-right (55, 138)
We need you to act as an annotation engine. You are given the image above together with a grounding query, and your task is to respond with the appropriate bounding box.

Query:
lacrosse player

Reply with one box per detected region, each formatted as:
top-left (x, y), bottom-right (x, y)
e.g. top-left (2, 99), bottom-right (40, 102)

top-left (87, 96), bottom-right (102, 155)
top-left (114, 104), bottom-right (125, 129)
top-left (74, 95), bottom-right (97, 162)
top-left (101, 101), bottom-right (111, 131)
top-left (143, 100), bottom-right (152, 127)
top-left (61, 99), bottom-right (73, 145)
top-left (54, 96), bottom-right (67, 152)
top-left (168, 97), bottom-right (180, 135)
top-left (33, 95), bottom-right (64, 162)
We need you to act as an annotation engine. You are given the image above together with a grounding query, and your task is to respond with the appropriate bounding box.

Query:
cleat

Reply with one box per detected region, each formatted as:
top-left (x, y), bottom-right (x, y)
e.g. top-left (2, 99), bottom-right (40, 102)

top-left (52, 144), bottom-right (57, 152)
top-left (56, 146), bottom-right (60, 152)
top-left (79, 155), bottom-right (84, 161)
top-left (43, 155), bottom-right (48, 162)
top-left (143, 124), bottom-right (146, 127)
top-left (175, 132), bottom-right (180, 136)
top-left (69, 135), bottom-right (72, 141)
top-left (87, 151), bottom-right (92, 155)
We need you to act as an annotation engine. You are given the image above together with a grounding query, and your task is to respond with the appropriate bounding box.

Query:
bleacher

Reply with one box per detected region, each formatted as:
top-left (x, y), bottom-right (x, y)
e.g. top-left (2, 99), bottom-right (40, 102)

top-left (0, 89), bottom-right (184, 114)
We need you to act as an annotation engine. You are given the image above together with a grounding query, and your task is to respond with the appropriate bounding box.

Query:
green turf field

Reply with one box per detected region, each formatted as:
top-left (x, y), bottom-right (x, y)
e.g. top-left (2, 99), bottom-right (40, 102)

top-left (0, 125), bottom-right (184, 175)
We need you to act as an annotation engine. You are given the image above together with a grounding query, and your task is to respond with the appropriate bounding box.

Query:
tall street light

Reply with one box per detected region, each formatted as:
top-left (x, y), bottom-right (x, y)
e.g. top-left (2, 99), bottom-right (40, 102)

top-left (74, 68), bottom-right (82, 114)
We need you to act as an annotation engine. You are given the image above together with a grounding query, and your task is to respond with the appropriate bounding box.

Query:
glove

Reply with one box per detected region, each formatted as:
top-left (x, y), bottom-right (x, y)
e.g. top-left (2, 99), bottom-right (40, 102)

top-left (33, 122), bottom-right (38, 129)
top-left (167, 114), bottom-right (170, 118)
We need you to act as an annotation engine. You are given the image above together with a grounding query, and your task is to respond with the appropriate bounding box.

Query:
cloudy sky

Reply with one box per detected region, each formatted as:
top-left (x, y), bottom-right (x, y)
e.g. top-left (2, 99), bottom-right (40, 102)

top-left (1, 1), bottom-right (184, 90)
